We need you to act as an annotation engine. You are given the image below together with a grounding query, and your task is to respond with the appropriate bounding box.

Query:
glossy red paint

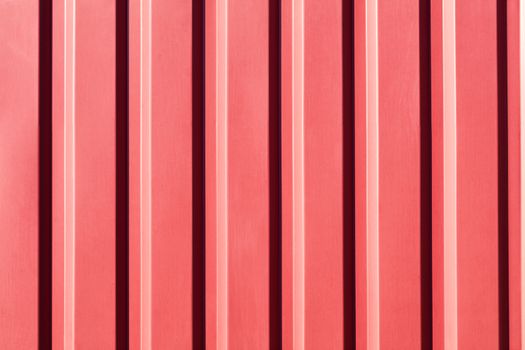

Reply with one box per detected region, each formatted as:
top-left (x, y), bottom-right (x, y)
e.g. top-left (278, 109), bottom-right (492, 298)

top-left (456, 1), bottom-right (500, 348)
top-left (1, 0), bottom-right (525, 349)
top-left (0, 0), bottom-right (38, 348)
top-left (129, 0), bottom-right (194, 348)
top-left (52, 0), bottom-right (117, 348)
top-left (508, 1), bottom-right (522, 349)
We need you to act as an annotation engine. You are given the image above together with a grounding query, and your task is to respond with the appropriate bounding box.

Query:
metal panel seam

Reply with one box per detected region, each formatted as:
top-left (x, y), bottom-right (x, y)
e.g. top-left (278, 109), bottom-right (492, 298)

top-left (64, 0), bottom-right (76, 347)
top-left (365, 0), bottom-right (379, 348)
top-left (217, 0), bottom-right (228, 347)
top-left (443, 0), bottom-right (457, 348)
top-left (519, 0), bottom-right (525, 345)
top-left (140, 0), bottom-right (152, 347)
top-left (292, 0), bottom-right (305, 348)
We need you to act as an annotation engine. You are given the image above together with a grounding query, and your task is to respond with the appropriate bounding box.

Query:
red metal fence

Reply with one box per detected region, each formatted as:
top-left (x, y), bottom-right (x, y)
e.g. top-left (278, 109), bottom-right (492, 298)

top-left (0, 0), bottom-right (523, 348)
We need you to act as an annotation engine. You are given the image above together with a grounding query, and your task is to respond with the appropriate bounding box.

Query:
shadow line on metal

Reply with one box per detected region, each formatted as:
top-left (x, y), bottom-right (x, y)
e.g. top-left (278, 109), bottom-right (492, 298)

top-left (419, 0), bottom-right (433, 348)
top-left (192, 0), bottom-right (206, 348)
top-left (497, 0), bottom-right (510, 348)
top-left (39, 0), bottom-right (53, 348)
top-left (343, 0), bottom-right (356, 349)
top-left (116, 0), bottom-right (130, 348)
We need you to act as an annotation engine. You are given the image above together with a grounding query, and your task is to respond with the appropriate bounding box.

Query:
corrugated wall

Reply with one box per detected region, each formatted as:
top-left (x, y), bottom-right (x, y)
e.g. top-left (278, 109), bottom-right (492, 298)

top-left (1, 0), bottom-right (524, 349)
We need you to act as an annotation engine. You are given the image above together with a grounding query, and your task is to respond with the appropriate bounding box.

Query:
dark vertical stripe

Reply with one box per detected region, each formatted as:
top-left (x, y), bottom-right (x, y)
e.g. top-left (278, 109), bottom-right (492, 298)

top-left (419, 0), bottom-right (433, 349)
top-left (497, 0), bottom-right (509, 349)
top-left (192, 0), bottom-right (206, 348)
top-left (116, 0), bottom-right (129, 348)
top-left (342, 0), bottom-right (356, 349)
top-left (269, 0), bottom-right (282, 348)
top-left (39, 0), bottom-right (53, 348)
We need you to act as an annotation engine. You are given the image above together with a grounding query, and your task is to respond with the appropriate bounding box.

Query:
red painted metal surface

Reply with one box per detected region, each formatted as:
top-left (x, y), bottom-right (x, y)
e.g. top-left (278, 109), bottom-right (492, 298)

top-left (52, 0), bottom-right (117, 348)
top-left (1, 0), bottom-right (525, 349)
top-left (0, 0), bottom-right (38, 348)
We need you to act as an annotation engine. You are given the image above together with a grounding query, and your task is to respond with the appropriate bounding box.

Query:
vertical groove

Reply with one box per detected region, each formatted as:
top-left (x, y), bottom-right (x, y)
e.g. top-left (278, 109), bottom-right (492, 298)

top-left (192, 0), bottom-right (206, 348)
top-left (269, 0), bottom-right (282, 347)
top-left (140, 0), bottom-right (152, 347)
top-left (497, 0), bottom-right (510, 348)
top-left (64, 0), bottom-right (76, 347)
top-left (39, 0), bottom-right (53, 348)
top-left (216, 0), bottom-right (228, 347)
top-left (116, 0), bottom-right (130, 348)
top-left (520, 0), bottom-right (525, 344)
top-left (292, 0), bottom-right (305, 347)
top-left (342, 0), bottom-right (356, 348)
top-left (419, 0), bottom-right (433, 348)
top-left (443, 0), bottom-right (457, 348)
top-left (365, 0), bottom-right (380, 348)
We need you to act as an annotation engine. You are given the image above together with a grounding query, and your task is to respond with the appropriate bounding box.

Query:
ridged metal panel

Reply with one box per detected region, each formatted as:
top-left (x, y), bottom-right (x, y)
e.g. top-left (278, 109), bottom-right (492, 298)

top-left (0, 0), bottom-right (39, 348)
top-left (0, 0), bottom-right (524, 349)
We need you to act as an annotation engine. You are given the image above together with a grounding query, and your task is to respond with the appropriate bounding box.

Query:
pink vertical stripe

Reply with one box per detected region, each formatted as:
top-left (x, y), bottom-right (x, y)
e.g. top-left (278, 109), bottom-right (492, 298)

top-left (281, 0), bottom-right (293, 348)
top-left (205, 0), bottom-right (218, 347)
top-left (129, 0), bottom-right (140, 347)
top-left (292, 0), bottom-right (305, 348)
top-left (366, 0), bottom-right (380, 348)
top-left (63, 0), bottom-right (76, 347)
top-left (140, 0), bottom-right (152, 347)
top-left (507, 0), bottom-right (522, 348)
top-left (521, 0), bottom-right (525, 344)
top-left (216, 0), bottom-right (228, 348)
top-left (443, 0), bottom-right (457, 348)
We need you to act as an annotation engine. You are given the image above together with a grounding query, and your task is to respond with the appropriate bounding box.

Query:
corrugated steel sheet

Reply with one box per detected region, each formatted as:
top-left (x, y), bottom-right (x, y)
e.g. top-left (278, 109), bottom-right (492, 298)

top-left (1, 0), bottom-right (524, 348)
